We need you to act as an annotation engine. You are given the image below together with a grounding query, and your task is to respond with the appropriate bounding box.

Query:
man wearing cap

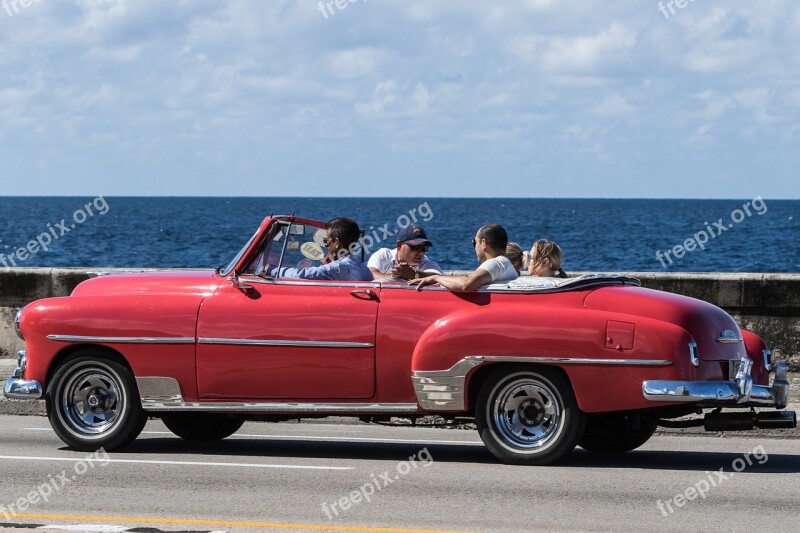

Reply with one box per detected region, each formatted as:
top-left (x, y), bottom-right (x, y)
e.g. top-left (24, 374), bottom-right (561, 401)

top-left (368, 225), bottom-right (444, 281)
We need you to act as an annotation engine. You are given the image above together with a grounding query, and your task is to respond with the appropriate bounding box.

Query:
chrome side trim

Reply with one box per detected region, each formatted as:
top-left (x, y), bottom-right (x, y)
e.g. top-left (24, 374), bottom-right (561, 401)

top-left (643, 357), bottom-right (790, 409)
top-left (716, 330), bottom-right (742, 343)
top-left (412, 355), bottom-right (673, 411)
top-left (239, 276), bottom-right (380, 289)
top-left (144, 402), bottom-right (420, 413)
top-left (136, 378), bottom-right (418, 413)
top-left (47, 335), bottom-right (195, 344)
top-left (197, 338), bottom-right (374, 349)
top-left (137, 377), bottom-right (185, 403)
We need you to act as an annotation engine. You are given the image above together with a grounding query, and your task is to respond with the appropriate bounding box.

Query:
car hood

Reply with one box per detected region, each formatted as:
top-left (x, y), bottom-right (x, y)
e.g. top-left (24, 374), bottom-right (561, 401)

top-left (70, 270), bottom-right (224, 298)
top-left (584, 285), bottom-right (744, 361)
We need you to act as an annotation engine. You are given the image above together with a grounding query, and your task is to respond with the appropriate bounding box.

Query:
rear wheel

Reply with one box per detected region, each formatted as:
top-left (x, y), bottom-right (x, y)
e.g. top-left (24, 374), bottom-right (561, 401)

top-left (475, 366), bottom-right (585, 465)
top-left (161, 413), bottom-right (244, 441)
top-left (46, 353), bottom-right (146, 451)
top-left (579, 412), bottom-right (657, 453)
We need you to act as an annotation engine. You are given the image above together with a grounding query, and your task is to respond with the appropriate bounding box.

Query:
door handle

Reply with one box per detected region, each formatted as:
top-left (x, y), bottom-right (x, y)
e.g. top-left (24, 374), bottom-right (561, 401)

top-left (350, 289), bottom-right (379, 302)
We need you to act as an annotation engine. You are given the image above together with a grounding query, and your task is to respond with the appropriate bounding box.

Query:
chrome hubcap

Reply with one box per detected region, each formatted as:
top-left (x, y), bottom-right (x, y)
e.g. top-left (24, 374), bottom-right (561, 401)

top-left (492, 378), bottom-right (562, 449)
top-left (61, 367), bottom-right (124, 435)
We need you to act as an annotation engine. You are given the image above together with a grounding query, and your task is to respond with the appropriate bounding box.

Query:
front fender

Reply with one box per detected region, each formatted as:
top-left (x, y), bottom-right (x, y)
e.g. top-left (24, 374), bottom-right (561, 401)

top-left (20, 295), bottom-right (202, 400)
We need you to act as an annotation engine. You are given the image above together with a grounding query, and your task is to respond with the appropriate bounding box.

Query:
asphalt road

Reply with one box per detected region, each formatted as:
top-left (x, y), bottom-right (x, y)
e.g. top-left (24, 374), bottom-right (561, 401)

top-left (0, 415), bottom-right (798, 533)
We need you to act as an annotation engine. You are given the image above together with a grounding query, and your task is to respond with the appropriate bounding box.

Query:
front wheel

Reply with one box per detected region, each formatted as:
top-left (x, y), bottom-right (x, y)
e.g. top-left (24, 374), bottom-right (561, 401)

top-left (475, 366), bottom-right (585, 465)
top-left (161, 413), bottom-right (244, 441)
top-left (46, 354), bottom-right (147, 451)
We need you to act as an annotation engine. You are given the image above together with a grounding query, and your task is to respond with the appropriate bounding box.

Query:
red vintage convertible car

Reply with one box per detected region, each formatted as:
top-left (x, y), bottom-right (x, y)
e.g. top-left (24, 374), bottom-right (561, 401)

top-left (4, 215), bottom-right (796, 465)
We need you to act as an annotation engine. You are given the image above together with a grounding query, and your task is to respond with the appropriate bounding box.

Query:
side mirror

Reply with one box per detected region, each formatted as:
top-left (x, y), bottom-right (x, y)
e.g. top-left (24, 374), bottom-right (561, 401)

top-left (227, 272), bottom-right (254, 291)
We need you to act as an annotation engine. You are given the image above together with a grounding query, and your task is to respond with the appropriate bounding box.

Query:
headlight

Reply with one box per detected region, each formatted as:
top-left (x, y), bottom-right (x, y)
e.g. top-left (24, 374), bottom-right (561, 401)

top-left (15, 307), bottom-right (24, 340)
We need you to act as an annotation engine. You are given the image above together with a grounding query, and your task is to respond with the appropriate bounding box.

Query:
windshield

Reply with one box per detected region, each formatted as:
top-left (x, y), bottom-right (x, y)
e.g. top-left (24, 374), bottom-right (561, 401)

top-left (245, 221), bottom-right (327, 277)
top-left (219, 229), bottom-right (260, 277)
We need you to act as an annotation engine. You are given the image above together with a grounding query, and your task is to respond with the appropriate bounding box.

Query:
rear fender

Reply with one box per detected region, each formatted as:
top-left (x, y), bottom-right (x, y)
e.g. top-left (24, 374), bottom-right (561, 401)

top-left (411, 306), bottom-right (693, 413)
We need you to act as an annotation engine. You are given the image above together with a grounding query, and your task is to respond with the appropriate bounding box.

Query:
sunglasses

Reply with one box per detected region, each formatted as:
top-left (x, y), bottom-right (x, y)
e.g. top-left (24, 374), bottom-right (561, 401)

top-left (322, 237), bottom-right (337, 246)
top-left (406, 243), bottom-right (429, 252)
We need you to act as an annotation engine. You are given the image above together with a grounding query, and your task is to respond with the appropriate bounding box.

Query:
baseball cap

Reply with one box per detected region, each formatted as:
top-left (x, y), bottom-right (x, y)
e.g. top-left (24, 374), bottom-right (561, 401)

top-left (397, 225), bottom-right (432, 246)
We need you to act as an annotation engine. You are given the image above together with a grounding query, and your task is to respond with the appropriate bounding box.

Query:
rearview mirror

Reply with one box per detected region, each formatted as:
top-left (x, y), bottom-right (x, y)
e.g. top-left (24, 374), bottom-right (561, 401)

top-left (289, 224), bottom-right (305, 235)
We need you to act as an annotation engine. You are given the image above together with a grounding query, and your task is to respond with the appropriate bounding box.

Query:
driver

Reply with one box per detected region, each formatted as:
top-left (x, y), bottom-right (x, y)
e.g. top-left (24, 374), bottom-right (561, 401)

top-left (264, 217), bottom-right (373, 281)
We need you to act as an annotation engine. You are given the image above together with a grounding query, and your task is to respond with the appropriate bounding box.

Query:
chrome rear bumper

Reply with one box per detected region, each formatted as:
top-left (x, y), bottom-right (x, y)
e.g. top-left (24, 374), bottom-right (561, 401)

top-left (643, 357), bottom-right (790, 409)
top-left (2, 350), bottom-right (43, 400)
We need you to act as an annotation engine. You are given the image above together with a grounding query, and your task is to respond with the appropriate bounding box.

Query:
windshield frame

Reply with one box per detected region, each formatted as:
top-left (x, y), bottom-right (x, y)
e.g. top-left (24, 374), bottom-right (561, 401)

top-left (219, 228), bottom-right (260, 277)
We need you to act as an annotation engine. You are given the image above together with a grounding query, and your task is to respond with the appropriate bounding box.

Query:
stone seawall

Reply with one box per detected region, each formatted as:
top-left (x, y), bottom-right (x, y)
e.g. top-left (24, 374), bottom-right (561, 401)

top-left (1, 268), bottom-right (799, 369)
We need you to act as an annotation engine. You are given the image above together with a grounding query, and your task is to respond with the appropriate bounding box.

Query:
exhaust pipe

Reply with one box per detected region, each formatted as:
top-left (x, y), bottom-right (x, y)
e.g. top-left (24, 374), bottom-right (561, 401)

top-left (704, 410), bottom-right (796, 432)
top-left (755, 411), bottom-right (797, 429)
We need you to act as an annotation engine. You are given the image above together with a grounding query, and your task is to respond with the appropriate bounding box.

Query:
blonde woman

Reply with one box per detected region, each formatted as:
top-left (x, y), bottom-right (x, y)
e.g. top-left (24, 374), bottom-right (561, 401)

top-left (528, 239), bottom-right (568, 278)
top-left (505, 242), bottom-right (526, 273)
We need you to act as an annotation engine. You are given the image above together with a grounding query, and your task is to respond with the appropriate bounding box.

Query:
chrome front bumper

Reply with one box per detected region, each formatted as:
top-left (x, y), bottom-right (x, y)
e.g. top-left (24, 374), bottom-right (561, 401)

top-left (3, 350), bottom-right (43, 400)
top-left (643, 357), bottom-right (790, 409)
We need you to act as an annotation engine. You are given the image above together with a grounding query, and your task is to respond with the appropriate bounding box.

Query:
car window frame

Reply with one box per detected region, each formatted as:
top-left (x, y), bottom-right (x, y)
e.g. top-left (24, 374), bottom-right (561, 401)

top-left (252, 220), bottom-right (328, 279)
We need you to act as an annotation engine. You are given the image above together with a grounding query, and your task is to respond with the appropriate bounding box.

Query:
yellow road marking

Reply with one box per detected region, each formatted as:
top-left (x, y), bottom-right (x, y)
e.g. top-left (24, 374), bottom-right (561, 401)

top-left (11, 513), bottom-right (480, 533)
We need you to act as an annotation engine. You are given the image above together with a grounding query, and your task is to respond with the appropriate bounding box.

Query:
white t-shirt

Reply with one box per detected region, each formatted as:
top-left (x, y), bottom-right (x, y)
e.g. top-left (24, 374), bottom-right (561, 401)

top-left (478, 256), bottom-right (519, 283)
top-left (367, 248), bottom-right (443, 275)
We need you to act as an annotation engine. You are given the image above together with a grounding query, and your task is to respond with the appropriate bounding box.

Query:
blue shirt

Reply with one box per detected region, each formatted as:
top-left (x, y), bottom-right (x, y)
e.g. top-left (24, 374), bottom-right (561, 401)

top-left (269, 254), bottom-right (374, 281)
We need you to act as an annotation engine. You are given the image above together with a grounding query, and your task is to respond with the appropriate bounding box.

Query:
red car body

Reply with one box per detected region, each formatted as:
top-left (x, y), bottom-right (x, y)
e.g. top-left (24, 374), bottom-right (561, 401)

top-left (5, 215), bottom-right (795, 465)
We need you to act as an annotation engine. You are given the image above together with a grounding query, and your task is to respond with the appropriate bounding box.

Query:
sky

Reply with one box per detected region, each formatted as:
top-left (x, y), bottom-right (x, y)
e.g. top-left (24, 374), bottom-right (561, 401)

top-left (0, 0), bottom-right (798, 198)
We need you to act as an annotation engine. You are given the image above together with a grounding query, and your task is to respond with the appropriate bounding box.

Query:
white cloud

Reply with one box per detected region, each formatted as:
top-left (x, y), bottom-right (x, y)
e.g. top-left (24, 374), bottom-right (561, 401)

top-left (593, 94), bottom-right (635, 117)
top-left (735, 88), bottom-right (782, 124)
top-left (86, 45), bottom-right (141, 63)
top-left (540, 23), bottom-right (638, 73)
top-left (329, 48), bottom-right (386, 79)
top-left (688, 123), bottom-right (715, 145)
top-left (0, 0), bottom-right (797, 197)
top-left (691, 90), bottom-right (735, 120)
top-left (355, 80), bottom-right (398, 116)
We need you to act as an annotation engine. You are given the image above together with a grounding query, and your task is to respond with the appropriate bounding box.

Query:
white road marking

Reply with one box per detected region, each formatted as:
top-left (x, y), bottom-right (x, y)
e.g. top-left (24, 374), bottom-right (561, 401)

top-left (0, 454), bottom-right (352, 470)
top-left (40, 526), bottom-right (130, 532)
top-left (25, 427), bottom-right (485, 446)
top-left (33, 525), bottom-right (226, 533)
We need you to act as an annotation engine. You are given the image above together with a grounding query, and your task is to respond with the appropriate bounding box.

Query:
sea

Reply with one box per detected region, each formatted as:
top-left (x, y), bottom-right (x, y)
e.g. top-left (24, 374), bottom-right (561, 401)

top-left (0, 197), bottom-right (797, 273)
